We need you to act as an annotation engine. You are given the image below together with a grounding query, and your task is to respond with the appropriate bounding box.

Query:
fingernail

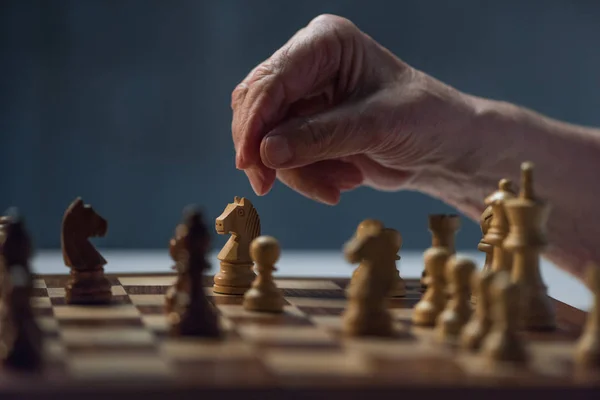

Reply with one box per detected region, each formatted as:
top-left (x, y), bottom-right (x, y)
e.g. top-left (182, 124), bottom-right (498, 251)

top-left (245, 168), bottom-right (265, 195)
top-left (264, 135), bottom-right (292, 166)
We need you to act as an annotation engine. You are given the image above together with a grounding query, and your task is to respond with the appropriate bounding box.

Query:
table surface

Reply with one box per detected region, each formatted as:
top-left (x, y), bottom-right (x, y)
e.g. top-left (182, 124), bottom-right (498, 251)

top-left (30, 249), bottom-right (592, 312)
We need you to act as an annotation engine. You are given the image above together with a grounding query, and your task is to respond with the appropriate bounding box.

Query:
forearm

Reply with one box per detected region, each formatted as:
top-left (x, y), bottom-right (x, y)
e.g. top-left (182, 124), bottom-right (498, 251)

top-left (408, 95), bottom-right (600, 280)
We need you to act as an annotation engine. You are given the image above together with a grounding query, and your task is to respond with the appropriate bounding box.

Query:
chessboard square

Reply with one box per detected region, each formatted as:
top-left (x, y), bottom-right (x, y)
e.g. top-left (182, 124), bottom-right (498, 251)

top-left (142, 315), bottom-right (168, 333)
top-left (143, 315), bottom-right (233, 334)
top-left (237, 325), bottom-right (335, 345)
top-left (161, 338), bottom-right (255, 361)
top-left (263, 350), bottom-right (372, 376)
top-left (282, 288), bottom-right (345, 299)
top-left (130, 294), bottom-right (165, 306)
top-left (274, 279), bottom-right (342, 290)
top-left (54, 304), bottom-right (140, 319)
top-left (111, 285), bottom-right (127, 296)
top-left (68, 355), bottom-right (170, 379)
top-left (390, 308), bottom-right (413, 321)
top-left (60, 327), bottom-right (155, 346)
top-left (31, 297), bottom-right (51, 308)
top-left (217, 304), bottom-right (305, 319)
top-left (47, 286), bottom-right (127, 298)
top-left (118, 276), bottom-right (175, 287)
top-left (33, 279), bottom-right (47, 289)
top-left (37, 316), bottom-right (59, 333)
top-left (310, 315), bottom-right (342, 330)
top-left (47, 288), bottom-right (65, 298)
top-left (285, 297), bottom-right (347, 309)
top-left (44, 338), bottom-right (66, 361)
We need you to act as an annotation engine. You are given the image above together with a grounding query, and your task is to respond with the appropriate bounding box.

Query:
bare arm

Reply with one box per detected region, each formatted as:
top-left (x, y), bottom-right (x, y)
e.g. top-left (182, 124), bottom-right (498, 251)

top-left (406, 95), bottom-right (600, 280)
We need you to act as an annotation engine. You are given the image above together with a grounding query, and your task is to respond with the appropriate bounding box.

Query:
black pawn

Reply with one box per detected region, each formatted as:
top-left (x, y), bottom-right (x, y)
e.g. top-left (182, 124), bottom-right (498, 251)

top-left (169, 207), bottom-right (220, 338)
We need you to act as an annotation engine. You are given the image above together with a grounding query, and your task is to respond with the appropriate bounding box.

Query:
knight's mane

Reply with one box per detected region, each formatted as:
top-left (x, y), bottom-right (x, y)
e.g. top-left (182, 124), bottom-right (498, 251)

top-left (243, 200), bottom-right (261, 240)
top-left (62, 198), bottom-right (84, 232)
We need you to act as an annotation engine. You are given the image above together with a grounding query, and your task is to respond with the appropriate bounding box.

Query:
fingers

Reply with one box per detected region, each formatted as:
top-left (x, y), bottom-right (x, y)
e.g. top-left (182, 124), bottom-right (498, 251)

top-left (276, 159), bottom-right (364, 205)
top-left (244, 165), bottom-right (276, 196)
top-left (259, 100), bottom-right (379, 170)
top-left (232, 15), bottom-right (359, 170)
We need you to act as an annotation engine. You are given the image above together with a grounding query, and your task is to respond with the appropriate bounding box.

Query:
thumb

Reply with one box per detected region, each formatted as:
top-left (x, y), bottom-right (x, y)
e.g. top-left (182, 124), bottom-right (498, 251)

top-left (259, 103), bottom-right (378, 169)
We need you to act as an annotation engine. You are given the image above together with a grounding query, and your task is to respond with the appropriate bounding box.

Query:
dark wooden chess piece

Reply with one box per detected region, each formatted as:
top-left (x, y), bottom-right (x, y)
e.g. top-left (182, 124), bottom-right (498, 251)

top-left (0, 209), bottom-right (43, 370)
top-left (165, 221), bottom-right (190, 314)
top-left (168, 207), bottom-right (221, 338)
top-left (61, 197), bottom-right (112, 305)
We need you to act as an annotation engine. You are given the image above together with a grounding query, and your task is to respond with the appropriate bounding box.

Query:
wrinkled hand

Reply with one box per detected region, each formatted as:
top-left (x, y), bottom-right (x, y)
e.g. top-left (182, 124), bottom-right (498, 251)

top-left (231, 14), bottom-right (477, 205)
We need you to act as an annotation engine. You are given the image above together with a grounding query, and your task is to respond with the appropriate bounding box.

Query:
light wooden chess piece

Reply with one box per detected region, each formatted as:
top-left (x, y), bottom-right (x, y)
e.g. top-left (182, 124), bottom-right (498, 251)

top-left (504, 162), bottom-right (556, 331)
top-left (243, 236), bottom-right (285, 313)
top-left (435, 256), bottom-right (475, 343)
top-left (482, 179), bottom-right (516, 271)
top-left (214, 197), bottom-right (261, 295)
top-left (472, 179), bottom-right (515, 306)
top-left (413, 247), bottom-right (450, 327)
top-left (421, 214), bottom-right (460, 289)
top-left (574, 263), bottom-right (600, 369)
top-left (481, 271), bottom-right (528, 365)
top-left (385, 227), bottom-right (406, 297)
top-left (484, 199), bottom-right (512, 274)
top-left (342, 224), bottom-right (396, 337)
top-left (477, 206), bottom-right (493, 274)
top-left (349, 219), bottom-right (384, 285)
top-left (461, 270), bottom-right (495, 351)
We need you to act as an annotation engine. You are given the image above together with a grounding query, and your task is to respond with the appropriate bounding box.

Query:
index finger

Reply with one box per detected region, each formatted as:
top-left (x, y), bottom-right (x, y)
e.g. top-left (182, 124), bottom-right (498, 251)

top-left (231, 15), bottom-right (349, 170)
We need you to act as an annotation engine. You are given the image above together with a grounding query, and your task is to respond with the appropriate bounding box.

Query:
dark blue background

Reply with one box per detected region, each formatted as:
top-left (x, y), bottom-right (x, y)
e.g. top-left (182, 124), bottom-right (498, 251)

top-left (2, 0), bottom-right (599, 251)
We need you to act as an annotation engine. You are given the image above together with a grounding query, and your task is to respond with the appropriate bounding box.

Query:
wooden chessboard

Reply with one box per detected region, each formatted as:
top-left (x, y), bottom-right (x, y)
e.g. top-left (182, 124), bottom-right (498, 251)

top-left (0, 274), bottom-right (598, 399)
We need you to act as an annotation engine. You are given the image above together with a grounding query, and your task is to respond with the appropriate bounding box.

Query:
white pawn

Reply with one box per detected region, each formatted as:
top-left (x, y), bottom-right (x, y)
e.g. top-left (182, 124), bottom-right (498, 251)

top-left (574, 263), bottom-right (600, 369)
top-left (436, 256), bottom-right (475, 342)
top-left (243, 236), bottom-right (284, 313)
top-left (413, 247), bottom-right (449, 327)
top-left (481, 271), bottom-right (528, 365)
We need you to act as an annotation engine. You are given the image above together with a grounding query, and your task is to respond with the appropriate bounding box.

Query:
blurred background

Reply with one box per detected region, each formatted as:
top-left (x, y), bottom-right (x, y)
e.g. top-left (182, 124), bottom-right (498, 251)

top-left (1, 0), bottom-right (599, 252)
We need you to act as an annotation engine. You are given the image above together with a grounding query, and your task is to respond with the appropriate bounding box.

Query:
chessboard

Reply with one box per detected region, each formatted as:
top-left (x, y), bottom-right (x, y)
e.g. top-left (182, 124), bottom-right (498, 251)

top-left (0, 273), bottom-right (597, 399)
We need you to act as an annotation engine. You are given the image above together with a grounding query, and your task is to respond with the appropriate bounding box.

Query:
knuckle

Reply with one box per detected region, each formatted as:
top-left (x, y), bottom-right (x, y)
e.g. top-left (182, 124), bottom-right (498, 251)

top-left (300, 118), bottom-right (331, 153)
top-left (309, 14), bottom-right (355, 32)
top-left (231, 83), bottom-right (248, 109)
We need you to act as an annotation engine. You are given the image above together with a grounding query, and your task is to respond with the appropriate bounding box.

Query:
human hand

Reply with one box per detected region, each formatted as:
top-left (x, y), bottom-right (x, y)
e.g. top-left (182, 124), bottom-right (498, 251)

top-left (231, 14), bottom-right (479, 205)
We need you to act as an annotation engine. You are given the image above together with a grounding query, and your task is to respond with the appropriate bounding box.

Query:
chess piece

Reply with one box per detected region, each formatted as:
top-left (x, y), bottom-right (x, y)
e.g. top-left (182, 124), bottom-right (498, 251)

top-left (385, 227), bottom-right (406, 297)
top-left (342, 223), bottom-right (397, 337)
top-left (461, 270), bottom-right (495, 351)
top-left (413, 247), bottom-right (450, 327)
top-left (481, 271), bottom-right (528, 365)
top-left (168, 207), bottom-right (220, 338)
top-left (346, 218), bottom-right (384, 296)
top-left (61, 198), bottom-right (111, 305)
top-left (0, 209), bottom-right (43, 370)
top-left (214, 197), bottom-right (261, 295)
top-left (574, 263), bottom-right (600, 369)
top-left (243, 236), bottom-right (285, 313)
top-left (471, 180), bottom-right (515, 305)
top-left (165, 212), bottom-right (193, 314)
top-left (475, 179), bottom-right (516, 287)
top-left (484, 200), bottom-right (512, 274)
top-left (478, 207), bottom-right (494, 273)
top-left (504, 162), bottom-right (556, 331)
top-left (421, 214), bottom-right (460, 289)
top-left (436, 256), bottom-right (475, 342)
top-left (471, 208), bottom-right (493, 305)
